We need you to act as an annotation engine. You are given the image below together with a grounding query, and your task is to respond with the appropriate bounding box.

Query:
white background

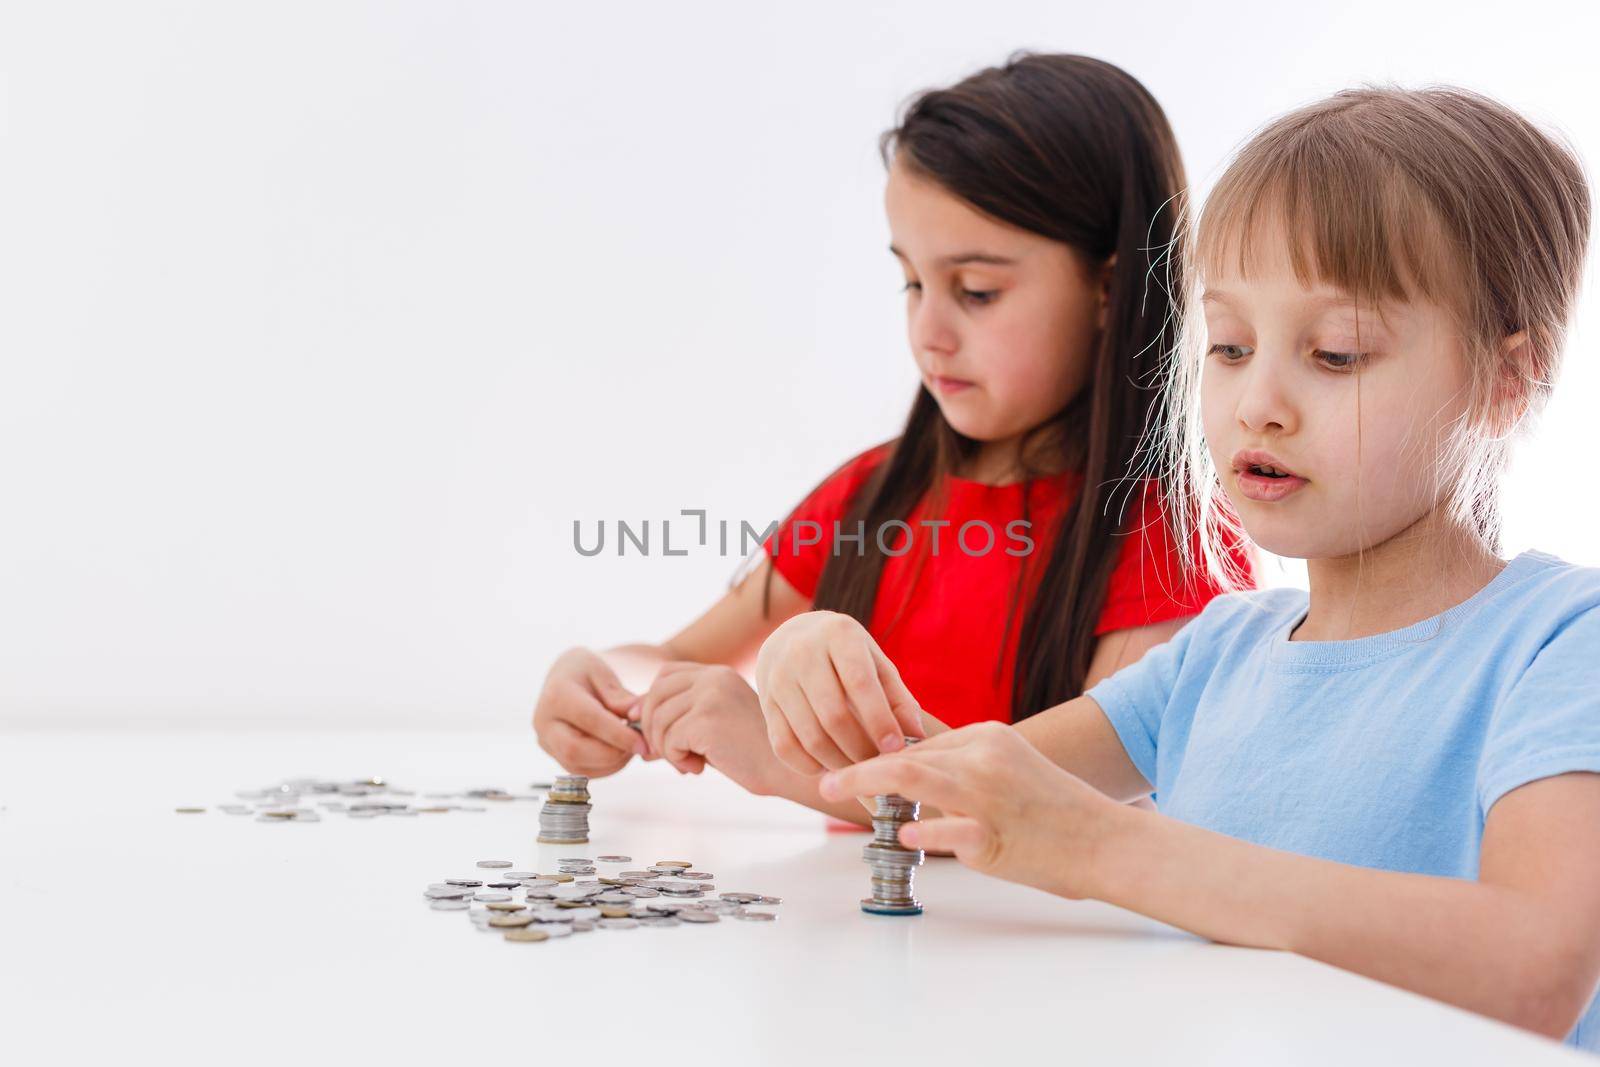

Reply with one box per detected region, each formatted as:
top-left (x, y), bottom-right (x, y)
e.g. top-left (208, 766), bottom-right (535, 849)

top-left (2, 0), bottom-right (1596, 728)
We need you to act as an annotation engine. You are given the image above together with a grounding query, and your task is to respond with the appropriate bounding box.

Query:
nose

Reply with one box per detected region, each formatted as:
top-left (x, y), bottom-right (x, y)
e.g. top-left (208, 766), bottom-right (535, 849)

top-left (907, 290), bottom-right (959, 361)
top-left (1233, 349), bottom-right (1297, 437)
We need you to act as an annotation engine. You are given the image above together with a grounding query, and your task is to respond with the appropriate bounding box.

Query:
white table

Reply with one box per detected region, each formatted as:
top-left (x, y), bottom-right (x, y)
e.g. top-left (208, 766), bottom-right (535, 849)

top-left (0, 729), bottom-right (1585, 1064)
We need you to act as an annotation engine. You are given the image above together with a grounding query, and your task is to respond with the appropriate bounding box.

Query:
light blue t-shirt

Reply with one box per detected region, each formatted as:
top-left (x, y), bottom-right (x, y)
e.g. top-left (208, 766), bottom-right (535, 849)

top-left (1086, 549), bottom-right (1600, 1051)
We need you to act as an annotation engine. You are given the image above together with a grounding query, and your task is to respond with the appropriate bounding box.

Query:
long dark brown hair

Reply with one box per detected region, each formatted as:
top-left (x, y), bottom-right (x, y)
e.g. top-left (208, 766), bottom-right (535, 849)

top-left (773, 53), bottom-right (1188, 720)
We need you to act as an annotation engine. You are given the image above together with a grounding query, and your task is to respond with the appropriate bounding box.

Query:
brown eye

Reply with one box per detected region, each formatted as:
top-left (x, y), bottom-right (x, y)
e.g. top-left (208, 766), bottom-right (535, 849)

top-left (962, 289), bottom-right (998, 305)
top-left (1208, 343), bottom-right (1252, 361)
top-left (1314, 349), bottom-right (1365, 370)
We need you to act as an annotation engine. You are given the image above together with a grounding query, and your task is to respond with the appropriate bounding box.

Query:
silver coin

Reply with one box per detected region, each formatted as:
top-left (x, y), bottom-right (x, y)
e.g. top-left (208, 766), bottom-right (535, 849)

top-left (635, 914), bottom-right (680, 928)
top-left (597, 917), bottom-right (639, 930)
top-left (429, 899), bottom-right (470, 911)
top-left (424, 886), bottom-right (474, 900)
top-left (596, 855), bottom-right (631, 863)
top-left (677, 910), bottom-right (719, 924)
top-left (624, 887), bottom-right (660, 898)
top-left (758, 896), bottom-right (782, 905)
top-left (476, 860), bottom-right (513, 869)
top-left (444, 879), bottom-right (483, 887)
top-left (737, 909), bottom-right (777, 921)
top-left (501, 871), bottom-right (538, 880)
top-left (547, 922), bottom-right (578, 936)
top-left (474, 892), bottom-right (511, 902)
top-left (556, 857), bottom-right (591, 864)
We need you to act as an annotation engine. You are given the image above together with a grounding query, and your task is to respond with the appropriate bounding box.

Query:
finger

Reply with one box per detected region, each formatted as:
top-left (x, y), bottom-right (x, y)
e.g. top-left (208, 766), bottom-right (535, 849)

top-left (566, 690), bottom-right (647, 757)
top-left (818, 751), bottom-right (965, 810)
top-left (899, 815), bottom-right (987, 857)
top-left (639, 671), bottom-right (694, 750)
top-left (787, 675), bottom-right (864, 767)
top-left (647, 691), bottom-right (697, 773)
top-left (830, 639), bottom-right (903, 754)
top-left (871, 644), bottom-right (926, 740)
top-left (762, 686), bottom-right (828, 776)
top-left (540, 720), bottom-right (630, 776)
top-left (654, 660), bottom-right (698, 679)
top-left (588, 661), bottom-right (641, 715)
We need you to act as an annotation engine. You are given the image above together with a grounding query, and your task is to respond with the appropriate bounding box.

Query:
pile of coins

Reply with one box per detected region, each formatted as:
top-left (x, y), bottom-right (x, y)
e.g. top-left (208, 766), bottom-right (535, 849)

top-left (860, 746), bottom-right (925, 916)
top-left (175, 777), bottom-right (553, 821)
top-left (424, 855), bottom-right (781, 942)
top-left (537, 775), bottom-right (593, 844)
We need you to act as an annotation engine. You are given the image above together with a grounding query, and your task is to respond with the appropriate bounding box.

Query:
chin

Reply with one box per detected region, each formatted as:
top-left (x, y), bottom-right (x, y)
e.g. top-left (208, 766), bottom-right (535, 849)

top-left (1238, 518), bottom-right (1361, 562)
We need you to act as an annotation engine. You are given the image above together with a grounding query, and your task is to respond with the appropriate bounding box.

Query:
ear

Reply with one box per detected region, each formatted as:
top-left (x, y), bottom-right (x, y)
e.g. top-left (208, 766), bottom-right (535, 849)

top-left (1483, 329), bottom-right (1533, 439)
top-left (1095, 253), bottom-right (1118, 331)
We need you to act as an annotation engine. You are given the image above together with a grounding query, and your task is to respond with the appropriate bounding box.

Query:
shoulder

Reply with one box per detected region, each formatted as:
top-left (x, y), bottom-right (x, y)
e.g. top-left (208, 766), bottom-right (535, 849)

top-left (1182, 585), bottom-right (1307, 643)
top-left (1503, 550), bottom-right (1600, 613)
top-left (1492, 551), bottom-right (1600, 647)
top-left (780, 440), bottom-right (896, 523)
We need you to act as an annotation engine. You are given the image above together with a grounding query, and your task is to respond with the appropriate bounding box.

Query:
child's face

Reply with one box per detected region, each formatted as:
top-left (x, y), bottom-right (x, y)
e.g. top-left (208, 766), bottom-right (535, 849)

top-left (1199, 234), bottom-right (1473, 560)
top-left (884, 160), bottom-right (1104, 445)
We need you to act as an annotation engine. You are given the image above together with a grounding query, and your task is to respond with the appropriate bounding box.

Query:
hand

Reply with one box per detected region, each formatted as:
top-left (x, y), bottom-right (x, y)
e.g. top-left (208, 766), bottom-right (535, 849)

top-left (532, 647), bottom-right (647, 777)
top-left (754, 610), bottom-right (924, 774)
top-left (817, 722), bottom-right (1124, 900)
top-left (635, 663), bottom-right (784, 796)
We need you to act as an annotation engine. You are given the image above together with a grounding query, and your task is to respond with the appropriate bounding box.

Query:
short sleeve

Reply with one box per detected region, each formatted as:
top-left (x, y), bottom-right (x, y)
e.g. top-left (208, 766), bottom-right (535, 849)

top-left (763, 443), bottom-right (892, 600)
top-left (1094, 480), bottom-right (1256, 636)
top-left (1084, 616), bottom-right (1201, 788)
top-left (1477, 604), bottom-right (1600, 817)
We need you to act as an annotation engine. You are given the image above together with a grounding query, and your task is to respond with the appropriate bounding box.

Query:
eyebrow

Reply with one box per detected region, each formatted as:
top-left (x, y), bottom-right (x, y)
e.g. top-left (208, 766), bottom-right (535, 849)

top-left (888, 244), bottom-right (1018, 267)
top-left (1201, 287), bottom-right (1369, 313)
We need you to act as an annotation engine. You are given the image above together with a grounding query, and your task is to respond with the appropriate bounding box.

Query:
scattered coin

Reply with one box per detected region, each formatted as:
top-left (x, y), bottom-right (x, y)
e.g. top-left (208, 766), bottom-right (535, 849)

top-left (596, 855), bottom-right (631, 863)
top-left (174, 807), bottom-right (206, 814)
top-left (476, 860), bottom-right (513, 869)
top-left (430, 899), bottom-right (470, 911)
top-left (503, 927), bottom-right (550, 942)
top-left (488, 913), bottom-right (535, 928)
top-left (677, 910), bottom-right (719, 924)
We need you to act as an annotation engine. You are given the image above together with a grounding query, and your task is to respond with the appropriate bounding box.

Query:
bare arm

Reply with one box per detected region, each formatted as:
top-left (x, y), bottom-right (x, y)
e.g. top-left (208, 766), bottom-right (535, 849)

top-left (1089, 772), bottom-right (1600, 1038)
top-left (819, 729), bottom-right (1600, 1041)
top-left (600, 556), bottom-right (812, 689)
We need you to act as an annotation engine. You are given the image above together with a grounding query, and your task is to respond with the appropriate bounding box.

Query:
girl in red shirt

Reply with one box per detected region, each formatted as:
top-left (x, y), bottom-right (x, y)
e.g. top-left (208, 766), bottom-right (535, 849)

top-left (532, 52), bottom-right (1254, 821)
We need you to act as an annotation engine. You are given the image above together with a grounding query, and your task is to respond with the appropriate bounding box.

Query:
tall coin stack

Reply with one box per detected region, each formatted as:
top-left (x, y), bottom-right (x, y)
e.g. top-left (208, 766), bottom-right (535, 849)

top-left (860, 739), bottom-right (925, 916)
top-left (537, 775), bottom-right (592, 844)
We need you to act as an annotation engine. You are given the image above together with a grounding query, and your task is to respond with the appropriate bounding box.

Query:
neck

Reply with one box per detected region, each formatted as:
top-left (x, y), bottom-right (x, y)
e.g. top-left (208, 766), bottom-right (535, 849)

top-left (959, 423), bottom-right (1077, 486)
top-left (1294, 504), bottom-right (1506, 641)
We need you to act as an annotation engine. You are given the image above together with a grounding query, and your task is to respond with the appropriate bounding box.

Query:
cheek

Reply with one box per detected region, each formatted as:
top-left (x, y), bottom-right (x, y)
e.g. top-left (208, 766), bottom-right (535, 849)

top-left (984, 296), bottom-right (1093, 400)
top-left (1198, 365), bottom-right (1240, 459)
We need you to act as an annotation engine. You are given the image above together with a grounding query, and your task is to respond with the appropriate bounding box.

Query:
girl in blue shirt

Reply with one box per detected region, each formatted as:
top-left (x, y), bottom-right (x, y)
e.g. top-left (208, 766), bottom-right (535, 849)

top-left (747, 86), bottom-right (1600, 1048)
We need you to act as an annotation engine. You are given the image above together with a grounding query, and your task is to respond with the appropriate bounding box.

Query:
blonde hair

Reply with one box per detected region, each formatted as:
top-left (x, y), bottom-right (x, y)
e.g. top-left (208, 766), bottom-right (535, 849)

top-left (1158, 86), bottom-right (1591, 586)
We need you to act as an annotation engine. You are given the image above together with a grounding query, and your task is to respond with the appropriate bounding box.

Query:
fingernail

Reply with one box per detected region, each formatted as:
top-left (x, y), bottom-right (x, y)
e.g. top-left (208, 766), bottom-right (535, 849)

top-left (819, 772), bottom-right (838, 798)
top-left (879, 733), bottom-right (902, 752)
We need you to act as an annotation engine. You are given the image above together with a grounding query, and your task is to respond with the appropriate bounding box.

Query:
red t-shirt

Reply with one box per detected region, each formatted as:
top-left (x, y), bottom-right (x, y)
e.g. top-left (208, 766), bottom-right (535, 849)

top-left (764, 442), bottom-right (1254, 728)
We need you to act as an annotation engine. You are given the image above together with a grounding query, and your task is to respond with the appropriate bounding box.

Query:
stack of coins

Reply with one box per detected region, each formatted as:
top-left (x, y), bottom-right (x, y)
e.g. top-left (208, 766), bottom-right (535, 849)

top-left (860, 791), bottom-right (924, 915)
top-left (537, 775), bottom-right (592, 844)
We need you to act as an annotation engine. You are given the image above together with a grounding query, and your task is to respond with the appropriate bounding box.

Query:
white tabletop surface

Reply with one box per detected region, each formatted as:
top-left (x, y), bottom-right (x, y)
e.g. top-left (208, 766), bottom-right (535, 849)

top-left (0, 729), bottom-right (1585, 1065)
